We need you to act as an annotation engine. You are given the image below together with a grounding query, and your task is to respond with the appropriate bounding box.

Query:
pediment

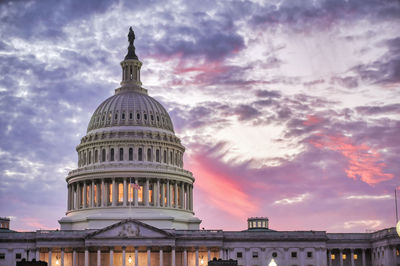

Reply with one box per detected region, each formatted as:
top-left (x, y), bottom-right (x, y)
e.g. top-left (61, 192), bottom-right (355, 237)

top-left (86, 219), bottom-right (173, 239)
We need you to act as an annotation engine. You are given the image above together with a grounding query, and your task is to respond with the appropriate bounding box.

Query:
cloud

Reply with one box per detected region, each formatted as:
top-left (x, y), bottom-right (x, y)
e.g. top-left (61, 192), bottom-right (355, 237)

top-left (345, 194), bottom-right (392, 200)
top-left (343, 220), bottom-right (382, 230)
top-left (273, 193), bottom-right (310, 205)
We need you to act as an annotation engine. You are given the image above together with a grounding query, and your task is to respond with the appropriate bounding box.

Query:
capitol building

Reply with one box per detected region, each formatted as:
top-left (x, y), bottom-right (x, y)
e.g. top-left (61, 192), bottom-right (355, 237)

top-left (0, 28), bottom-right (399, 266)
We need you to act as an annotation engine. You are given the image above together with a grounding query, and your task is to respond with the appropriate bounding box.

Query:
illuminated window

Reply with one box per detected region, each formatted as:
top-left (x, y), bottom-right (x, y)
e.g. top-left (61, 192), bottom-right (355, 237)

top-left (109, 183), bottom-right (113, 204)
top-left (397, 249), bottom-right (399, 256)
top-left (110, 148), bottom-right (114, 161)
top-left (119, 148), bottom-right (124, 161)
top-left (138, 186), bottom-right (143, 203)
top-left (94, 185), bottom-right (97, 205)
top-left (164, 185), bottom-right (168, 205)
top-left (354, 254), bottom-right (358, 260)
top-left (129, 148), bottom-right (133, 161)
top-left (118, 183), bottom-right (123, 203)
top-left (149, 184), bottom-right (153, 204)
top-left (257, 221), bottom-right (261, 227)
top-left (331, 254), bottom-right (335, 260)
top-left (138, 148), bottom-right (143, 161)
top-left (147, 148), bottom-right (152, 161)
top-left (342, 254), bottom-right (346, 260)
top-left (86, 185), bottom-right (90, 206)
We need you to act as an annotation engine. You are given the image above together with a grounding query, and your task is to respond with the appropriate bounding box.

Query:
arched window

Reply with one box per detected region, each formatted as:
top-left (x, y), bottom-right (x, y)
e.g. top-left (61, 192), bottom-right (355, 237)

top-left (144, 113), bottom-right (147, 120)
top-left (110, 148), bottom-right (114, 161)
top-left (129, 148), bottom-right (133, 161)
top-left (138, 148), bottom-right (143, 161)
top-left (137, 113), bottom-right (140, 119)
top-left (83, 152), bottom-right (86, 165)
top-left (170, 151), bottom-right (173, 164)
top-left (156, 149), bottom-right (160, 162)
top-left (95, 150), bottom-right (98, 163)
top-left (163, 150), bottom-right (167, 163)
top-left (88, 151), bottom-right (92, 164)
top-left (122, 113), bottom-right (125, 120)
top-left (102, 149), bottom-right (106, 162)
top-left (129, 112), bottom-right (133, 119)
top-left (147, 148), bottom-right (152, 161)
top-left (119, 148), bottom-right (124, 161)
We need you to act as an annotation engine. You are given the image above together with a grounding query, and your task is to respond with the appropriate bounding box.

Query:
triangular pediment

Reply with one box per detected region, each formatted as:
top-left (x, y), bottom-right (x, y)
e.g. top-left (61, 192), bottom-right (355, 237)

top-left (86, 219), bottom-right (174, 239)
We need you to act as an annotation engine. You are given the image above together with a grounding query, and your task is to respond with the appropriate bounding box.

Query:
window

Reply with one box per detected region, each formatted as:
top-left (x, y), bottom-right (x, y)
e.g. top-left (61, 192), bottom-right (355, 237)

top-left (291, 252), bottom-right (297, 258)
top-left (95, 150), bottom-right (98, 162)
top-left (170, 151), bottom-right (173, 164)
top-left (354, 254), bottom-right (358, 260)
top-left (342, 254), bottom-right (346, 260)
top-left (110, 148), bottom-right (114, 161)
top-left (331, 254), bottom-right (335, 260)
top-left (129, 148), bottom-right (133, 161)
top-left (137, 113), bottom-right (140, 119)
top-left (129, 112), bottom-right (133, 119)
top-left (237, 252), bottom-right (242, 258)
top-left (122, 113), bottom-right (125, 120)
top-left (252, 252), bottom-right (258, 258)
top-left (119, 148), bottom-right (124, 161)
top-left (16, 253), bottom-right (21, 259)
top-left (138, 185), bottom-right (143, 203)
top-left (272, 252), bottom-right (277, 258)
top-left (151, 114), bottom-right (154, 121)
top-left (118, 183), bottom-right (123, 203)
top-left (138, 148), bottom-right (143, 161)
top-left (147, 148), bottom-right (152, 161)
top-left (144, 113), bottom-right (147, 120)
top-left (102, 149), bottom-right (106, 162)
top-left (114, 113), bottom-right (118, 120)
top-left (307, 252), bottom-right (312, 258)
top-left (109, 183), bottom-right (113, 204)
top-left (157, 116), bottom-right (160, 122)
top-left (163, 150), bottom-right (167, 163)
top-left (94, 184), bottom-right (97, 205)
top-left (0, 253), bottom-right (4, 259)
top-left (88, 151), bottom-right (91, 164)
top-left (156, 149), bottom-right (160, 162)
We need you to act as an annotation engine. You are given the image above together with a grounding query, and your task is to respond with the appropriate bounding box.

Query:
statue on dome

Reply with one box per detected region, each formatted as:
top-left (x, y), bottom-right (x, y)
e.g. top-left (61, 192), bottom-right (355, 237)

top-left (125, 26), bottom-right (138, 60)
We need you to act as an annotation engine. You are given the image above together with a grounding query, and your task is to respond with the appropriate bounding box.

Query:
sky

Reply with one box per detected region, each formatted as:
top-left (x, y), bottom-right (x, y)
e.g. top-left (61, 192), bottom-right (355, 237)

top-left (0, 0), bottom-right (399, 233)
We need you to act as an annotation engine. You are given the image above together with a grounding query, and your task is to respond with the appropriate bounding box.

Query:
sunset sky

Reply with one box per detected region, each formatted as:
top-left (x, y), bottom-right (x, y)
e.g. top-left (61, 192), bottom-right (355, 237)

top-left (0, 0), bottom-right (399, 232)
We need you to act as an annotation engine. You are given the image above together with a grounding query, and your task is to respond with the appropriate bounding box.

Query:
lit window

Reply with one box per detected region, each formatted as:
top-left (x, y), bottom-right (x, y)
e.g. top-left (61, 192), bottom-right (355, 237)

top-left (342, 254), bottom-right (346, 260)
top-left (109, 183), bottom-right (112, 204)
top-left (354, 254), bottom-right (358, 260)
top-left (86, 185), bottom-right (90, 205)
top-left (397, 249), bottom-right (399, 256)
top-left (118, 183), bottom-right (123, 203)
top-left (331, 254), bottom-right (335, 260)
top-left (138, 185), bottom-right (143, 203)
top-left (128, 183), bottom-right (134, 202)
top-left (149, 184), bottom-right (153, 204)
top-left (94, 185), bottom-right (97, 205)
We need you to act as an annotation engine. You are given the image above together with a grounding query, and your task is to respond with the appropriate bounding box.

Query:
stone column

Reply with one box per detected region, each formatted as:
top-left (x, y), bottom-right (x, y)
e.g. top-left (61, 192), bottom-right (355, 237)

top-left (299, 248), bottom-right (305, 266)
top-left (35, 250), bottom-right (40, 261)
top-left (339, 249), bottom-right (343, 266)
top-left (166, 180), bottom-right (170, 207)
top-left (91, 180), bottom-right (95, 208)
top-left (171, 248), bottom-right (176, 266)
top-left (97, 182), bottom-right (101, 207)
top-left (156, 179), bottom-right (160, 207)
top-left (67, 185), bottom-right (71, 210)
top-left (112, 178), bottom-right (117, 206)
top-left (73, 250), bottom-right (77, 266)
top-left (393, 246), bottom-right (397, 266)
top-left (123, 178), bottom-right (127, 206)
top-left (174, 182), bottom-right (178, 208)
top-left (101, 179), bottom-right (105, 207)
top-left (48, 250), bottom-right (52, 266)
top-left (83, 182), bottom-right (87, 208)
top-left (159, 249), bottom-right (163, 266)
top-left (134, 179), bottom-right (139, 206)
top-left (350, 249), bottom-right (355, 266)
top-left (207, 249), bottom-right (211, 262)
top-left (219, 249), bottom-right (223, 259)
top-left (327, 249), bottom-right (331, 266)
top-left (161, 182), bottom-right (165, 207)
top-left (122, 247), bottom-right (126, 266)
top-left (135, 247), bottom-right (139, 266)
top-left (195, 248), bottom-right (199, 266)
top-left (144, 178), bottom-right (150, 206)
top-left (189, 185), bottom-right (193, 211)
top-left (61, 249), bottom-right (64, 266)
top-left (183, 249), bottom-right (187, 266)
top-left (362, 249), bottom-right (366, 266)
top-left (180, 182), bottom-right (184, 209)
top-left (84, 249), bottom-right (89, 266)
top-left (77, 182), bottom-right (81, 208)
top-left (147, 248), bottom-right (151, 266)
top-left (97, 249), bottom-right (101, 266)
top-left (109, 249), bottom-right (114, 266)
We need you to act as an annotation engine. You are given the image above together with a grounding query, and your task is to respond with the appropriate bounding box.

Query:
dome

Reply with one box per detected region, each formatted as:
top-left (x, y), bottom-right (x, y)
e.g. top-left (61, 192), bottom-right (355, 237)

top-left (87, 91), bottom-right (174, 133)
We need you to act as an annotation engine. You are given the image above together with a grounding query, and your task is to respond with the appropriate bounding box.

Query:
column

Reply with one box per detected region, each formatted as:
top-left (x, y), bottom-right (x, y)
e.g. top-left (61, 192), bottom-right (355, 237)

top-left (109, 249), bottom-right (114, 266)
top-left (156, 179), bottom-right (160, 207)
top-left (101, 179), bottom-right (105, 207)
top-left (67, 185), bottom-right (71, 210)
top-left (97, 249), bottom-right (101, 266)
top-left (83, 182), bottom-right (87, 208)
top-left (112, 178), bottom-right (117, 206)
top-left (180, 182), bottom-right (184, 209)
top-left (183, 249), bottom-right (187, 266)
top-left (260, 248), bottom-right (266, 266)
top-left (339, 249), bottom-right (343, 266)
top-left (219, 249), bottom-right (223, 259)
top-left (299, 248), bottom-right (305, 266)
top-left (134, 179), bottom-right (139, 206)
top-left (362, 249), bottom-right (366, 266)
top-left (77, 182), bottom-right (81, 208)
top-left (189, 185), bottom-right (193, 211)
top-left (123, 178), bottom-right (127, 206)
top-left (174, 182), bottom-right (178, 208)
top-left (73, 250), bottom-right (77, 266)
top-left (171, 248), bottom-right (176, 266)
top-left (327, 249), bottom-right (332, 266)
top-left (91, 180), bottom-right (95, 207)
top-left (393, 246), bottom-right (397, 266)
top-left (48, 250), bottom-right (52, 266)
top-left (147, 248), bottom-right (151, 266)
top-left (145, 178), bottom-right (149, 206)
top-left (85, 249), bottom-right (89, 266)
top-left (61, 249), bottom-right (64, 266)
top-left (207, 249), bottom-right (211, 262)
top-left (36, 250), bottom-right (40, 261)
top-left (350, 249), bottom-right (355, 266)
top-left (122, 247), bottom-right (126, 266)
top-left (166, 180), bottom-right (170, 207)
top-left (195, 248), bottom-right (199, 266)
top-left (135, 248), bottom-right (139, 266)
top-left (97, 181), bottom-right (101, 207)
top-left (159, 249), bottom-right (163, 266)
top-left (161, 182), bottom-right (165, 207)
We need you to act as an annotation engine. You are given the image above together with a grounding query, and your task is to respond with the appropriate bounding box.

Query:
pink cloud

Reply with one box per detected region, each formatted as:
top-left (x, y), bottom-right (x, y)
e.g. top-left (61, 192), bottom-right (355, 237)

top-left (309, 133), bottom-right (393, 185)
top-left (303, 115), bottom-right (323, 126)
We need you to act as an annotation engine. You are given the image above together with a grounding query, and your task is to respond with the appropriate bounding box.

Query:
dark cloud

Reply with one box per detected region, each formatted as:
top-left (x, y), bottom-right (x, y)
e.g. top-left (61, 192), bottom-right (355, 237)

top-left (255, 89), bottom-right (281, 98)
top-left (356, 104), bottom-right (400, 115)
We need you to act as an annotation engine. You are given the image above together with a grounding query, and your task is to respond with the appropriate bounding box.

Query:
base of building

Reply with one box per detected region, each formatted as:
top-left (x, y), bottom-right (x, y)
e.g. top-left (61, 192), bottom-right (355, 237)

top-left (59, 207), bottom-right (201, 230)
